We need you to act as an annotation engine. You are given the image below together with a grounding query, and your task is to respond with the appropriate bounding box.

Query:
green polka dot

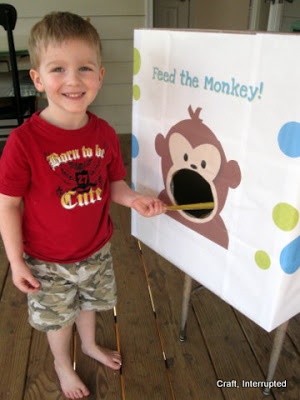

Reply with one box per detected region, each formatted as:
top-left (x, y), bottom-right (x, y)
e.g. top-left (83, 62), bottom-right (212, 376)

top-left (133, 84), bottom-right (140, 100)
top-left (255, 250), bottom-right (271, 270)
top-left (133, 48), bottom-right (141, 75)
top-left (272, 203), bottom-right (299, 231)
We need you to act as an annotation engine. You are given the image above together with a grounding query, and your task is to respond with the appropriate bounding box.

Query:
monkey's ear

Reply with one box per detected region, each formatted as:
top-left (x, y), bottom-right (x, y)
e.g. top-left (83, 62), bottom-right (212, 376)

top-left (155, 133), bottom-right (166, 156)
top-left (226, 160), bottom-right (242, 188)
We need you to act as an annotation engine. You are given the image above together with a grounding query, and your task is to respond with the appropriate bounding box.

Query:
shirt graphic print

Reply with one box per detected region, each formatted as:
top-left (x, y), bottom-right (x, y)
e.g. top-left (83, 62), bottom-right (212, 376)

top-left (47, 144), bottom-right (106, 211)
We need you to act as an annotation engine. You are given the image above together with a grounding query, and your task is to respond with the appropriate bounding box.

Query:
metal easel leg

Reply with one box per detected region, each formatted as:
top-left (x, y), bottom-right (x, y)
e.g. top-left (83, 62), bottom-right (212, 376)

top-left (263, 319), bottom-right (289, 396)
top-left (179, 273), bottom-right (193, 342)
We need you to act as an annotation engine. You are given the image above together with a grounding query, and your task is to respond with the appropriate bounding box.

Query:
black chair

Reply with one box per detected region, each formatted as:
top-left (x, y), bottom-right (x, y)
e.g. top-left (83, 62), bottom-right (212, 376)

top-left (0, 4), bottom-right (36, 138)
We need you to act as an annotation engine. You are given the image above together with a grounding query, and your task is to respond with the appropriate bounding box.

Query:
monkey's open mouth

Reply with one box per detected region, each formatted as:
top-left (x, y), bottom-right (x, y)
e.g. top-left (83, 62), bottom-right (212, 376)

top-left (170, 169), bottom-right (214, 219)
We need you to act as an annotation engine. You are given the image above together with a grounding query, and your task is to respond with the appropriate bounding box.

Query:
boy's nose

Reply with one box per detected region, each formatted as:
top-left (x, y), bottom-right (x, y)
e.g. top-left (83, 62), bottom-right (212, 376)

top-left (66, 70), bottom-right (81, 84)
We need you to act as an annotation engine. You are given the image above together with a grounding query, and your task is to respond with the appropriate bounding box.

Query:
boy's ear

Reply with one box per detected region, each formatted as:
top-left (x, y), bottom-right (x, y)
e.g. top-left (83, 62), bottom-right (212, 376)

top-left (98, 66), bottom-right (105, 90)
top-left (29, 69), bottom-right (44, 92)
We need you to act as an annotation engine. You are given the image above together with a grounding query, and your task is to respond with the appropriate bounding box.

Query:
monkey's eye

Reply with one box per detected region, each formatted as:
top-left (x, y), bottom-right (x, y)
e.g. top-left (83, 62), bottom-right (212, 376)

top-left (201, 160), bottom-right (206, 169)
top-left (184, 153), bottom-right (188, 162)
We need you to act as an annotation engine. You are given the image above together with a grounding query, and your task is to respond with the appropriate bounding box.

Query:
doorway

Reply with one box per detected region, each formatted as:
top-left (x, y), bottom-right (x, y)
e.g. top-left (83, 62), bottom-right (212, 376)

top-left (153, 0), bottom-right (251, 30)
top-left (153, 0), bottom-right (190, 29)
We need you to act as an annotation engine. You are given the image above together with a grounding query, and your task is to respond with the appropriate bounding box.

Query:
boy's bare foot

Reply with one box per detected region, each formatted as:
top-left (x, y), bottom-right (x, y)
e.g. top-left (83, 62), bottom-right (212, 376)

top-left (82, 344), bottom-right (122, 370)
top-left (54, 361), bottom-right (90, 399)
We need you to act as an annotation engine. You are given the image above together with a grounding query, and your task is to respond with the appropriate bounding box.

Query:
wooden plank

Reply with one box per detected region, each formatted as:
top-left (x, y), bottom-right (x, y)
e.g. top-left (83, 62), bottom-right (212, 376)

top-left (12, 16), bottom-right (144, 40)
top-left (287, 313), bottom-right (300, 353)
top-left (89, 105), bottom-right (131, 123)
top-left (191, 288), bottom-right (275, 400)
top-left (9, 0), bottom-right (146, 18)
top-left (23, 314), bottom-right (122, 400)
top-left (23, 289), bottom-right (121, 398)
top-left (113, 124), bottom-right (132, 135)
top-left (111, 202), bottom-right (171, 399)
top-left (0, 238), bottom-right (9, 296)
top-left (235, 311), bottom-right (300, 400)
top-left (118, 135), bottom-right (132, 176)
top-left (102, 62), bottom-right (133, 84)
top-left (94, 84), bottom-right (132, 107)
top-left (89, 105), bottom-right (132, 135)
top-left (141, 243), bottom-right (224, 400)
top-left (1, 17), bottom-right (143, 53)
top-left (0, 272), bottom-right (31, 400)
top-left (92, 16), bottom-right (145, 40)
top-left (102, 40), bottom-right (133, 63)
top-left (76, 310), bottom-right (123, 399)
top-left (0, 140), bottom-right (6, 153)
top-left (24, 330), bottom-right (64, 400)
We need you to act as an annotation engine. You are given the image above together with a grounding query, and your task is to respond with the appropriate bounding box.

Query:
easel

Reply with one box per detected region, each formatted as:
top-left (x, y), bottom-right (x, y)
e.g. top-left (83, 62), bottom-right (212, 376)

top-left (179, 273), bottom-right (290, 396)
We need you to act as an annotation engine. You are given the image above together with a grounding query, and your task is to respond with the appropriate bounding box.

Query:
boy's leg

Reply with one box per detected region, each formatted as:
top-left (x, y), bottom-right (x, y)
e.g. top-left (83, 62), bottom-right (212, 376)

top-left (46, 324), bottom-right (90, 399)
top-left (75, 309), bottom-right (122, 370)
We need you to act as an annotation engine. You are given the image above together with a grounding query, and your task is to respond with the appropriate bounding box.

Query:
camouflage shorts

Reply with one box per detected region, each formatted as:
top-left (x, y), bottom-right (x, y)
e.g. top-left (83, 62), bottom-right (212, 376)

top-left (25, 242), bottom-right (117, 332)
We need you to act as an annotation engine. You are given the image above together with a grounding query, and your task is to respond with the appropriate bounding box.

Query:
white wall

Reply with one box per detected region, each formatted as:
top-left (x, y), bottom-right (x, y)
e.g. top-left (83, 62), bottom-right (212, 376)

top-left (1, 0), bottom-right (147, 133)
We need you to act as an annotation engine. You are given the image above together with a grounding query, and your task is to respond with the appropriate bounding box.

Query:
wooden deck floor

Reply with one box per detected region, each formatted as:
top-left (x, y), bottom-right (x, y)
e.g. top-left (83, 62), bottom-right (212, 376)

top-left (0, 135), bottom-right (299, 400)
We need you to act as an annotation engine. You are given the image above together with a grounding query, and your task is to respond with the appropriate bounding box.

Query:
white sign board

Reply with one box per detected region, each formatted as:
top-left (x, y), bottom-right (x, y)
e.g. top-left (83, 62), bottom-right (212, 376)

top-left (131, 29), bottom-right (300, 332)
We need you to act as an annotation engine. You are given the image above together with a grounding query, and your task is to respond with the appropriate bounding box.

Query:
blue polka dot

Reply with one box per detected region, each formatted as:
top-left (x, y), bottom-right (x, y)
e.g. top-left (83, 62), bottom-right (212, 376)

top-left (280, 235), bottom-right (300, 274)
top-left (278, 122), bottom-right (300, 158)
top-left (132, 134), bottom-right (139, 158)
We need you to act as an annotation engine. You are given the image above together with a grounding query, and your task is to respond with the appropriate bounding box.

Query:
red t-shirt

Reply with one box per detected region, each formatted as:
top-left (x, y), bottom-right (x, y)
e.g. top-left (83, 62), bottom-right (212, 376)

top-left (0, 111), bottom-right (126, 263)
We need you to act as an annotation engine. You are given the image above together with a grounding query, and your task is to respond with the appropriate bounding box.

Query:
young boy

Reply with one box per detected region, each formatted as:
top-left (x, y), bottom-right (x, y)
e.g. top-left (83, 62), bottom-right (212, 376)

top-left (0, 12), bottom-right (166, 399)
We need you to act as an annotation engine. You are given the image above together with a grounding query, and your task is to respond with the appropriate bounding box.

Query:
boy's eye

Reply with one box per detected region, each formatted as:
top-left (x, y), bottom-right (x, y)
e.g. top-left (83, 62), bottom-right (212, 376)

top-left (52, 67), bottom-right (64, 73)
top-left (79, 66), bottom-right (92, 71)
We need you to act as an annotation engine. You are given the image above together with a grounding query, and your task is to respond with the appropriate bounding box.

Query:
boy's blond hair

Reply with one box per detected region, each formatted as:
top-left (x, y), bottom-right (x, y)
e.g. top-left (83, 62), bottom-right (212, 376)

top-left (28, 11), bottom-right (102, 69)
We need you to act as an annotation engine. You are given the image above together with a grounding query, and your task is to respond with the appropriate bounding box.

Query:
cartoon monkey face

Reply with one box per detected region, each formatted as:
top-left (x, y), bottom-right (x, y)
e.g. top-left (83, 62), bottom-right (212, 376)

top-left (155, 106), bottom-right (241, 248)
top-left (167, 132), bottom-right (221, 222)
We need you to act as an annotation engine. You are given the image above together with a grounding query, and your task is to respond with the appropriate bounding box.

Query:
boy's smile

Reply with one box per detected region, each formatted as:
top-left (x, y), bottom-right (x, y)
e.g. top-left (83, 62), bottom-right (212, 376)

top-left (30, 39), bottom-right (104, 129)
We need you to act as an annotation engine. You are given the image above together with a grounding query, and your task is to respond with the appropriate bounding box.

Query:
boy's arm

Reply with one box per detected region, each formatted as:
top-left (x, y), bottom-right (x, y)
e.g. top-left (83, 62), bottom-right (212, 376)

top-left (0, 193), bottom-right (40, 293)
top-left (110, 180), bottom-right (166, 217)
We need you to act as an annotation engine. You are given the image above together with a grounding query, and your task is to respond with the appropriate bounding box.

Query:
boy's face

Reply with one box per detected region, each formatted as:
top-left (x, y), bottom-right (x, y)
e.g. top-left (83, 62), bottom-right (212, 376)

top-left (30, 39), bottom-right (104, 121)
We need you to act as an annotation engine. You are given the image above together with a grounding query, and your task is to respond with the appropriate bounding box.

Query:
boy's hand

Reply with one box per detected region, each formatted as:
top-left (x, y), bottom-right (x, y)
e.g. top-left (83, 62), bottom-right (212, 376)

top-left (10, 261), bottom-right (40, 294)
top-left (131, 196), bottom-right (166, 217)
